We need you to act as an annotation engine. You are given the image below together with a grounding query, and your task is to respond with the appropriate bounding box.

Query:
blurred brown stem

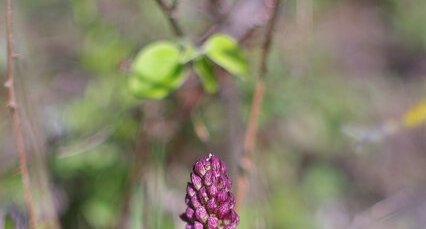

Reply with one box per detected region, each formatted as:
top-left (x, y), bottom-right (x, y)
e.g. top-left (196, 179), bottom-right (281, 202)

top-left (154, 0), bottom-right (184, 36)
top-left (5, 0), bottom-right (36, 227)
top-left (236, 0), bottom-right (281, 209)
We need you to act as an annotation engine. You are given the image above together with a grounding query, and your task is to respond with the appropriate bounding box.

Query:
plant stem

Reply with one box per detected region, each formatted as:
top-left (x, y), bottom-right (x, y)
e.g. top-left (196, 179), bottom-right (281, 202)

top-left (154, 0), bottom-right (184, 37)
top-left (236, 0), bottom-right (281, 209)
top-left (5, 0), bottom-right (37, 227)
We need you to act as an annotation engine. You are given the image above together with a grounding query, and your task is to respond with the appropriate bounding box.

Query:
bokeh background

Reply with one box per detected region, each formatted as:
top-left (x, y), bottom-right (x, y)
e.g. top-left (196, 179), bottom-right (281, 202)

top-left (1, 0), bottom-right (426, 228)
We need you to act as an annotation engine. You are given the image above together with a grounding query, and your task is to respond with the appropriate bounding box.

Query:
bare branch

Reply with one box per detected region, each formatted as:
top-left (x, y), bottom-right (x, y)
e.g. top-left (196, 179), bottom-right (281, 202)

top-left (236, 0), bottom-right (281, 209)
top-left (154, 0), bottom-right (184, 36)
top-left (5, 0), bottom-right (37, 227)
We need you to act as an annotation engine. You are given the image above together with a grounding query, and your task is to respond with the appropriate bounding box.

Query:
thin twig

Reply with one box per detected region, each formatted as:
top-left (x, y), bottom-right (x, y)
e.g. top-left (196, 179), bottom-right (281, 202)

top-left (5, 0), bottom-right (37, 227)
top-left (154, 0), bottom-right (184, 36)
top-left (236, 0), bottom-right (281, 209)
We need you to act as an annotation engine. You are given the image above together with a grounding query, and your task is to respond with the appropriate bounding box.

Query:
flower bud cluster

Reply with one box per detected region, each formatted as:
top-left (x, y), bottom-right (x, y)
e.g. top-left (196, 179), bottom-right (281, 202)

top-left (181, 154), bottom-right (239, 229)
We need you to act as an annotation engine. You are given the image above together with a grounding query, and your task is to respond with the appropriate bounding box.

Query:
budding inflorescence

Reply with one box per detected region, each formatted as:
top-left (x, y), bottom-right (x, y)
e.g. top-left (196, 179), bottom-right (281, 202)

top-left (181, 153), bottom-right (239, 229)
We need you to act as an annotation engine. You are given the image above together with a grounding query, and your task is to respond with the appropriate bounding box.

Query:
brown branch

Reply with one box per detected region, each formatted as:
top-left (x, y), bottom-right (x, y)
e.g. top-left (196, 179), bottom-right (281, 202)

top-left (236, 0), bottom-right (281, 209)
top-left (5, 0), bottom-right (37, 227)
top-left (154, 0), bottom-right (184, 36)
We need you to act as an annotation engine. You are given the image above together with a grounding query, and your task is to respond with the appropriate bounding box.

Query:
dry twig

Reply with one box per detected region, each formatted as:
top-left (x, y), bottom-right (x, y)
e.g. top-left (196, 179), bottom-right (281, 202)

top-left (236, 0), bottom-right (281, 208)
top-left (5, 0), bottom-right (37, 227)
top-left (154, 0), bottom-right (184, 37)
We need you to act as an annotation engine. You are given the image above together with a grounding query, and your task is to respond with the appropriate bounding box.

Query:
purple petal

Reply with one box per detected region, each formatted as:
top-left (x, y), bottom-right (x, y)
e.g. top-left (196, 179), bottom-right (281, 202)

top-left (185, 207), bottom-right (195, 221)
top-left (207, 216), bottom-right (219, 228)
top-left (195, 206), bottom-right (208, 223)
top-left (194, 160), bottom-right (207, 176)
top-left (210, 155), bottom-right (221, 173)
top-left (206, 198), bottom-right (217, 213)
top-left (191, 173), bottom-right (202, 190)
top-left (220, 160), bottom-right (227, 174)
top-left (194, 221), bottom-right (204, 229)
top-left (217, 176), bottom-right (227, 190)
top-left (207, 185), bottom-right (218, 197)
top-left (223, 226), bottom-right (237, 229)
top-left (187, 183), bottom-right (196, 197)
top-left (198, 186), bottom-right (209, 204)
top-left (217, 190), bottom-right (228, 203)
top-left (217, 202), bottom-right (230, 218)
top-left (204, 170), bottom-right (213, 186)
top-left (223, 176), bottom-right (232, 190)
top-left (223, 209), bottom-right (239, 226)
top-left (191, 195), bottom-right (201, 208)
top-left (228, 209), bottom-right (239, 224)
top-left (228, 193), bottom-right (235, 208)
top-left (185, 194), bottom-right (191, 205)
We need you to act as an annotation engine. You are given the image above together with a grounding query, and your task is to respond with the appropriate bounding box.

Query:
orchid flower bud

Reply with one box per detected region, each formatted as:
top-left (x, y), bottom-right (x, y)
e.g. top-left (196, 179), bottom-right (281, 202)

top-left (180, 154), bottom-right (239, 229)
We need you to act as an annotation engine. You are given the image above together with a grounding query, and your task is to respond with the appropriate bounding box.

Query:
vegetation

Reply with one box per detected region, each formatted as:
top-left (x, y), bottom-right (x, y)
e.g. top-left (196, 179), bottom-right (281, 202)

top-left (1, 0), bottom-right (426, 228)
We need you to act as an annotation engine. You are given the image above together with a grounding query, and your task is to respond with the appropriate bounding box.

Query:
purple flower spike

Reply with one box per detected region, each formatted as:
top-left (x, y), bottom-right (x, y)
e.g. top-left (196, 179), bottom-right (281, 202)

top-left (181, 153), bottom-right (239, 228)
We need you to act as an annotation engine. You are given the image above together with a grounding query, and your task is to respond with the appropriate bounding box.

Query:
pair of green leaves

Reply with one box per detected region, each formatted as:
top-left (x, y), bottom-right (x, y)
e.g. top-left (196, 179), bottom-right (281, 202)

top-left (128, 34), bottom-right (249, 99)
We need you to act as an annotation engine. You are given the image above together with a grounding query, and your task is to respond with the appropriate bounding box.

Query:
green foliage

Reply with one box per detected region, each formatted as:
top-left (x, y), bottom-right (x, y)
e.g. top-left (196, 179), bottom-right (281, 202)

top-left (193, 57), bottom-right (218, 93)
top-left (4, 215), bottom-right (15, 229)
top-left (129, 183), bottom-right (144, 229)
top-left (269, 188), bottom-right (315, 229)
top-left (129, 41), bottom-right (186, 99)
top-left (203, 34), bottom-right (249, 79)
top-left (71, 0), bottom-right (98, 26)
top-left (179, 41), bottom-right (197, 63)
top-left (302, 164), bottom-right (347, 202)
top-left (82, 198), bottom-right (116, 228)
top-left (65, 77), bottom-right (136, 136)
top-left (80, 24), bottom-right (130, 74)
top-left (0, 173), bottom-right (23, 204)
top-left (393, 0), bottom-right (426, 48)
top-left (52, 143), bottom-right (129, 229)
top-left (54, 144), bottom-right (120, 177)
top-left (128, 33), bottom-right (248, 99)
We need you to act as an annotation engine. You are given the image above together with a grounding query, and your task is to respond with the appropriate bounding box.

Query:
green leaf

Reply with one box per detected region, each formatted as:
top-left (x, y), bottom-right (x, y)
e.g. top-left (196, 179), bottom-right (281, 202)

top-left (83, 198), bottom-right (116, 228)
top-left (81, 25), bottom-right (131, 74)
top-left (203, 34), bottom-right (249, 78)
top-left (302, 164), bottom-right (346, 202)
top-left (179, 40), bottom-right (197, 63)
top-left (128, 74), bottom-right (175, 99)
top-left (129, 41), bottom-right (186, 99)
top-left (193, 57), bottom-right (218, 93)
top-left (129, 183), bottom-right (144, 229)
top-left (4, 215), bottom-right (16, 229)
top-left (71, 0), bottom-right (98, 26)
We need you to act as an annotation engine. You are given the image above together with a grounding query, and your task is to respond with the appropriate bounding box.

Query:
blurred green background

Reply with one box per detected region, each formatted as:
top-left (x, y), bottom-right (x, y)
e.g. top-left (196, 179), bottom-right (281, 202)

top-left (1, 0), bottom-right (426, 228)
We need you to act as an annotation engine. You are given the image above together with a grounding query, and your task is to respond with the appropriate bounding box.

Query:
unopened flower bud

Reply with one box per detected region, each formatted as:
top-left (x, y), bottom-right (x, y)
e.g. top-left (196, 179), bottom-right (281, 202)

top-left (180, 154), bottom-right (239, 228)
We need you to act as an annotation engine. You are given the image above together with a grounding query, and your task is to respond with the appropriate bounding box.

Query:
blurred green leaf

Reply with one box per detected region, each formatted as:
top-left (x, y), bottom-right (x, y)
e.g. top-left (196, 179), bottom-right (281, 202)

top-left (65, 77), bottom-right (133, 135)
top-left (54, 144), bottom-right (120, 178)
top-left (83, 198), bottom-right (115, 228)
top-left (303, 164), bottom-right (346, 202)
top-left (269, 188), bottom-right (315, 229)
top-left (129, 41), bottom-right (186, 99)
top-left (203, 34), bottom-right (249, 78)
top-left (4, 215), bottom-right (15, 229)
top-left (129, 183), bottom-right (144, 229)
top-left (0, 174), bottom-right (23, 204)
top-left (71, 0), bottom-right (97, 26)
top-left (193, 57), bottom-right (219, 93)
top-left (393, 0), bottom-right (426, 48)
top-left (81, 25), bottom-right (131, 74)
